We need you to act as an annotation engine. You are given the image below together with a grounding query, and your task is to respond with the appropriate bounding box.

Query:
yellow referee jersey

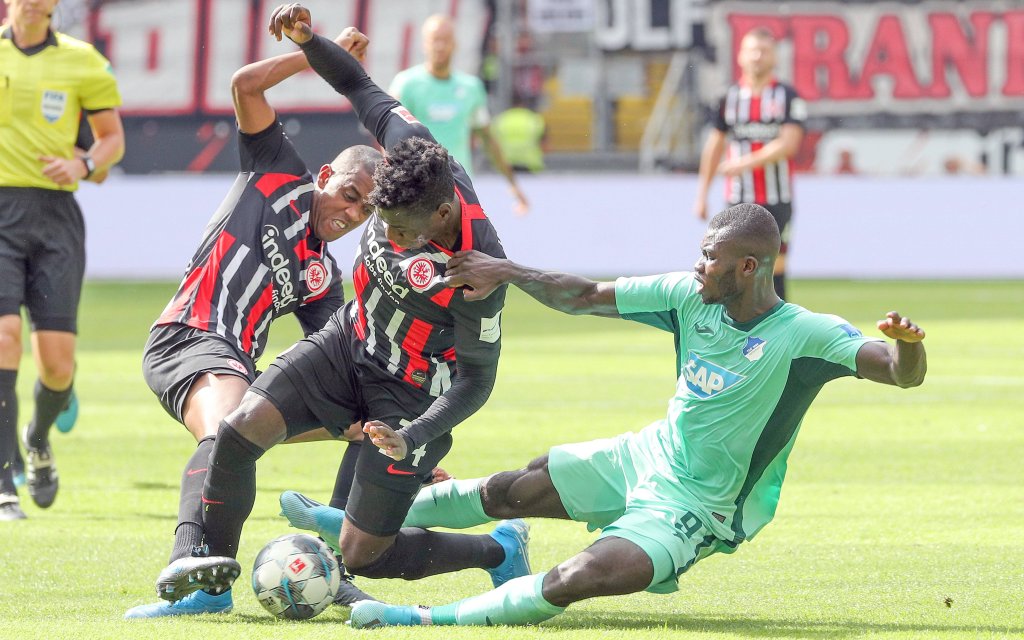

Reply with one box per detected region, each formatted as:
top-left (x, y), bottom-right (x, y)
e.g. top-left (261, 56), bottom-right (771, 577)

top-left (0, 27), bottom-right (121, 191)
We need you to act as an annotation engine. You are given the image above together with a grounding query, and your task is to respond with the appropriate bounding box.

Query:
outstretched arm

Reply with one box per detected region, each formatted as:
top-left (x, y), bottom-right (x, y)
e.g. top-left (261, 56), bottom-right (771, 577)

top-left (233, 24), bottom-right (367, 133)
top-left (445, 250), bottom-right (618, 316)
top-left (855, 311), bottom-right (927, 387)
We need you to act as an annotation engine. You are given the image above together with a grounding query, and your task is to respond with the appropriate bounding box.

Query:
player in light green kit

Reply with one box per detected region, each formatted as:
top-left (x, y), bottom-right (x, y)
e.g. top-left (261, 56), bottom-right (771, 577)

top-left (389, 15), bottom-right (528, 214)
top-left (282, 203), bottom-right (927, 627)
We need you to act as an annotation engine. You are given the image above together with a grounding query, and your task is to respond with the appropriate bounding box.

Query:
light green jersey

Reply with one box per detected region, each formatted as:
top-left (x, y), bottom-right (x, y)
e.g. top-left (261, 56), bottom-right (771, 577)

top-left (388, 65), bottom-right (489, 175)
top-left (0, 29), bottom-right (121, 190)
top-left (615, 272), bottom-right (879, 544)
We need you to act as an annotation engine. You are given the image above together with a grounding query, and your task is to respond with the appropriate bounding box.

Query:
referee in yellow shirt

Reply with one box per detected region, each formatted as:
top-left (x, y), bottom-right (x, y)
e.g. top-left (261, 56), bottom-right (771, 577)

top-left (0, 0), bottom-right (124, 520)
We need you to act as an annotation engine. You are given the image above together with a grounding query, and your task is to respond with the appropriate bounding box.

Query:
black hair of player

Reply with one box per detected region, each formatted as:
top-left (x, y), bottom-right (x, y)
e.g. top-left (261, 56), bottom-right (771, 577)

top-left (709, 203), bottom-right (781, 261)
top-left (368, 137), bottom-right (455, 219)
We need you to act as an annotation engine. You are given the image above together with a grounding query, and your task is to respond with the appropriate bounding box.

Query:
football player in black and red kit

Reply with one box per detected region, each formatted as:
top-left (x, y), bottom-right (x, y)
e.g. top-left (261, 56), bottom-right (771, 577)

top-left (124, 29), bottom-right (381, 619)
top-left (155, 5), bottom-right (531, 609)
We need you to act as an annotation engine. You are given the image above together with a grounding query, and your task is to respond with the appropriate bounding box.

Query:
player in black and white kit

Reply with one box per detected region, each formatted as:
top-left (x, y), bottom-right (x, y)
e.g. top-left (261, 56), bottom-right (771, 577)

top-left (124, 30), bottom-right (380, 619)
top-left (157, 5), bottom-right (532, 606)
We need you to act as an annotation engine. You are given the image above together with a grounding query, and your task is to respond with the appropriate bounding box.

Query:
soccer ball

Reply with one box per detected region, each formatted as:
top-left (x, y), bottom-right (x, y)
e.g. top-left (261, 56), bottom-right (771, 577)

top-left (251, 533), bottom-right (341, 619)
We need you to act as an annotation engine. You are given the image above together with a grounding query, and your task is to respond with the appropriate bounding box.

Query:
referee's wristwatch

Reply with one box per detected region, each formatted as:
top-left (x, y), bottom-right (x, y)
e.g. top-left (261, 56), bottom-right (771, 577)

top-left (80, 155), bottom-right (96, 179)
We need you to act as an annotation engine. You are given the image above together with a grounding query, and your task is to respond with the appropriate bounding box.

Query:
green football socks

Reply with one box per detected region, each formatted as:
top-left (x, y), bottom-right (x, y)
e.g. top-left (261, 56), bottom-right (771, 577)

top-left (402, 478), bottom-right (494, 529)
top-left (429, 572), bottom-right (564, 626)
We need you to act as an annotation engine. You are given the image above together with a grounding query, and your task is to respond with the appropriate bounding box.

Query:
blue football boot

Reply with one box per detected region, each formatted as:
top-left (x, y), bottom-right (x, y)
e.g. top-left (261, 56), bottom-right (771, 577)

top-left (125, 589), bottom-right (232, 619)
top-left (486, 519), bottom-right (531, 588)
top-left (55, 391), bottom-right (79, 434)
top-left (349, 601), bottom-right (424, 629)
top-left (279, 490), bottom-right (345, 554)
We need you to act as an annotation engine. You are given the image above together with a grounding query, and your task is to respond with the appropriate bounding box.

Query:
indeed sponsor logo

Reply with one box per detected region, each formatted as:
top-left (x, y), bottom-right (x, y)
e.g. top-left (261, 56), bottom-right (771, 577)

top-left (262, 225), bottom-right (298, 311)
top-left (365, 223), bottom-right (410, 302)
top-left (682, 351), bottom-right (744, 398)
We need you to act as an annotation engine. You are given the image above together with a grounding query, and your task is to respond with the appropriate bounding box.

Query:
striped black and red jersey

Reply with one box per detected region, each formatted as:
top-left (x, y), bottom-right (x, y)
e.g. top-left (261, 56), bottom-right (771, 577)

top-left (344, 164), bottom-right (506, 398)
top-left (155, 120), bottom-right (344, 360)
top-left (334, 92), bottom-right (506, 398)
top-left (713, 80), bottom-right (807, 206)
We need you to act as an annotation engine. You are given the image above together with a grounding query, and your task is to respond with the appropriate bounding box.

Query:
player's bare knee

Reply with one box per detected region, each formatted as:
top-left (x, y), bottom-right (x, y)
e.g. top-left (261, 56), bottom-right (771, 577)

top-left (37, 360), bottom-right (75, 389)
top-left (223, 392), bottom-right (286, 448)
top-left (0, 329), bottom-right (22, 363)
top-left (338, 537), bottom-right (389, 573)
top-left (480, 470), bottom-right (518, 518)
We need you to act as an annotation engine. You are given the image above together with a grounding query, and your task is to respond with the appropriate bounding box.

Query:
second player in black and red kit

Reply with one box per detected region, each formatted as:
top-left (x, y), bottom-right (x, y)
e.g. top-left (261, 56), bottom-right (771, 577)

top-left (157, 6), bottom-right (528, 605)
top-left (124, 29), bottom-right (381, 618)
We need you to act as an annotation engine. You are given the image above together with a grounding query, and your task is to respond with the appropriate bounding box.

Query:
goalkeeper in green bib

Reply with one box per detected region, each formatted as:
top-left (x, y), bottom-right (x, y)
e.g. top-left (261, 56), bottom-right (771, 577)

top-left (281, 202), bottom-right (927, 628)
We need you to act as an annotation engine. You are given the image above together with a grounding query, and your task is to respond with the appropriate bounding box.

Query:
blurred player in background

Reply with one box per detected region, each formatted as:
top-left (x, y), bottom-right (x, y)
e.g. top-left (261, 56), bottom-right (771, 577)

top-left (390, 14), bottom-right (529, 215)
top-left (342, 203), bottom-right (928, 628)
top-left (694, 27), bottom-right (806, 300)
top-left (123, 29), bottom-right (381, 618)
top-left (0, 0), bottom-right (124, 520)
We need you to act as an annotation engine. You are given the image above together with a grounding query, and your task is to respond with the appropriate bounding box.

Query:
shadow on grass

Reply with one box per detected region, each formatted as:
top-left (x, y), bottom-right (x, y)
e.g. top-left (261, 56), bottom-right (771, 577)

top-left (201, 612), bottom-right (350, 625)
top-left (551, 612), bottom-right (1022, 638)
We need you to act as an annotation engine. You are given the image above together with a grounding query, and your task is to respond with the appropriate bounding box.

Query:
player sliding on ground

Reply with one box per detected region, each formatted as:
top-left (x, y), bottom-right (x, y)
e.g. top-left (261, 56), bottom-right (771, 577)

top-left (283, 202), bottom-right (927, 628)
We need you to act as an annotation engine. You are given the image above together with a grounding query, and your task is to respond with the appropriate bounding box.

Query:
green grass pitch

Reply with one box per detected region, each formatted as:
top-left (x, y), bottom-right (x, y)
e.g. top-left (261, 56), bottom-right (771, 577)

top-left (0, 279), bottom-right (1021, 639)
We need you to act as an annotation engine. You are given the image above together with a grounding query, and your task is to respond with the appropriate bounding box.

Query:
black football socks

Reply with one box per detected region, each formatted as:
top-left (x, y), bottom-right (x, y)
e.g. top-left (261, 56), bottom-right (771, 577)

top-left (0, 370), bottom-right (17, 495)
top-left (25, 379), bottom-right (73, 449)
top-left (201, 422), bottom-right (265, 557)
top-left (170, 436), bottom-right (215, 563)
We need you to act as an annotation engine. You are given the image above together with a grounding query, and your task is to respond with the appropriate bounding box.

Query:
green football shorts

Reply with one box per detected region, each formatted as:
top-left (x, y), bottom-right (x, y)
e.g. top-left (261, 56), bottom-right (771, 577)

top-left (548, 427), bottom-right (736, 593)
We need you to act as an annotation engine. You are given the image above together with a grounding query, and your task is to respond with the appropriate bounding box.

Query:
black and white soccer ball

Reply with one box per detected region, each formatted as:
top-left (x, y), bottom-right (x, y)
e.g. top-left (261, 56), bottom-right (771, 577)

top-left (251, 533), bottom-right (341, 619)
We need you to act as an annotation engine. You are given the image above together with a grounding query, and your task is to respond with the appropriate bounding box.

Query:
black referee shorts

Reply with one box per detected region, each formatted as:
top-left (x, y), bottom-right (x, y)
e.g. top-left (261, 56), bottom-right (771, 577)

top-left (0, 187), bottom-right (85, 332)
top-left (142, 323), bottom-right (258, 424)
top-left (249, 312), bottom-right (453, 536)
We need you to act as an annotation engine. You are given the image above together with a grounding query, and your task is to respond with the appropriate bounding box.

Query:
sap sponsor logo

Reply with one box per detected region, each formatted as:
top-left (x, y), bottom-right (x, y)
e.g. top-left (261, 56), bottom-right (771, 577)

top-left (262, 225), bottom-right (298, 310)
top-left (364, 223), bottom-right (410, 302)
top-left (682, 352), bottom-right (744, 398)
top-left (742, 336), bottom-right (766, 362)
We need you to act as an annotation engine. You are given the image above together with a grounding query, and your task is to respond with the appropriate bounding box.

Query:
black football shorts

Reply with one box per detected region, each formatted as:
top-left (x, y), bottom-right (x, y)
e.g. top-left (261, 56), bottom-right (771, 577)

top-left (142, 323), bottom-right (258, 424)
top-left (0, 187), bottom-right (85, 331)
top-left (249, 312), bottom-right (454, 536)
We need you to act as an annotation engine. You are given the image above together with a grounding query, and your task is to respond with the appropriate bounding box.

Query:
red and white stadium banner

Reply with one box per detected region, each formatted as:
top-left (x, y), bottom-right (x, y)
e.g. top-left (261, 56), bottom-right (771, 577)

top-left (706, 1), bottom-right (1023, 121)
top-left (77, 0), bottom-right (489, 117)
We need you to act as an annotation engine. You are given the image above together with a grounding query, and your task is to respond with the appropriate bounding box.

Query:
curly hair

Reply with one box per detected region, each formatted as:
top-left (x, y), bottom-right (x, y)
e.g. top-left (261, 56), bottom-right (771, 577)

top-left (368, 137), bottom-right (455, 219)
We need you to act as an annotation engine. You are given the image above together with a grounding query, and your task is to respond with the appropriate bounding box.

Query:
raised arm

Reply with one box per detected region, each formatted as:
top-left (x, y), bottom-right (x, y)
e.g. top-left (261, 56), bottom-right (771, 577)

top-left (854, 311), bottom-right (927, 388)
top-left (269, 4), bottom-right (434, 150)
top-left (233, 25), bottom-right (367, 133)
top-left (445, 250), bottom-right (618, 316)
